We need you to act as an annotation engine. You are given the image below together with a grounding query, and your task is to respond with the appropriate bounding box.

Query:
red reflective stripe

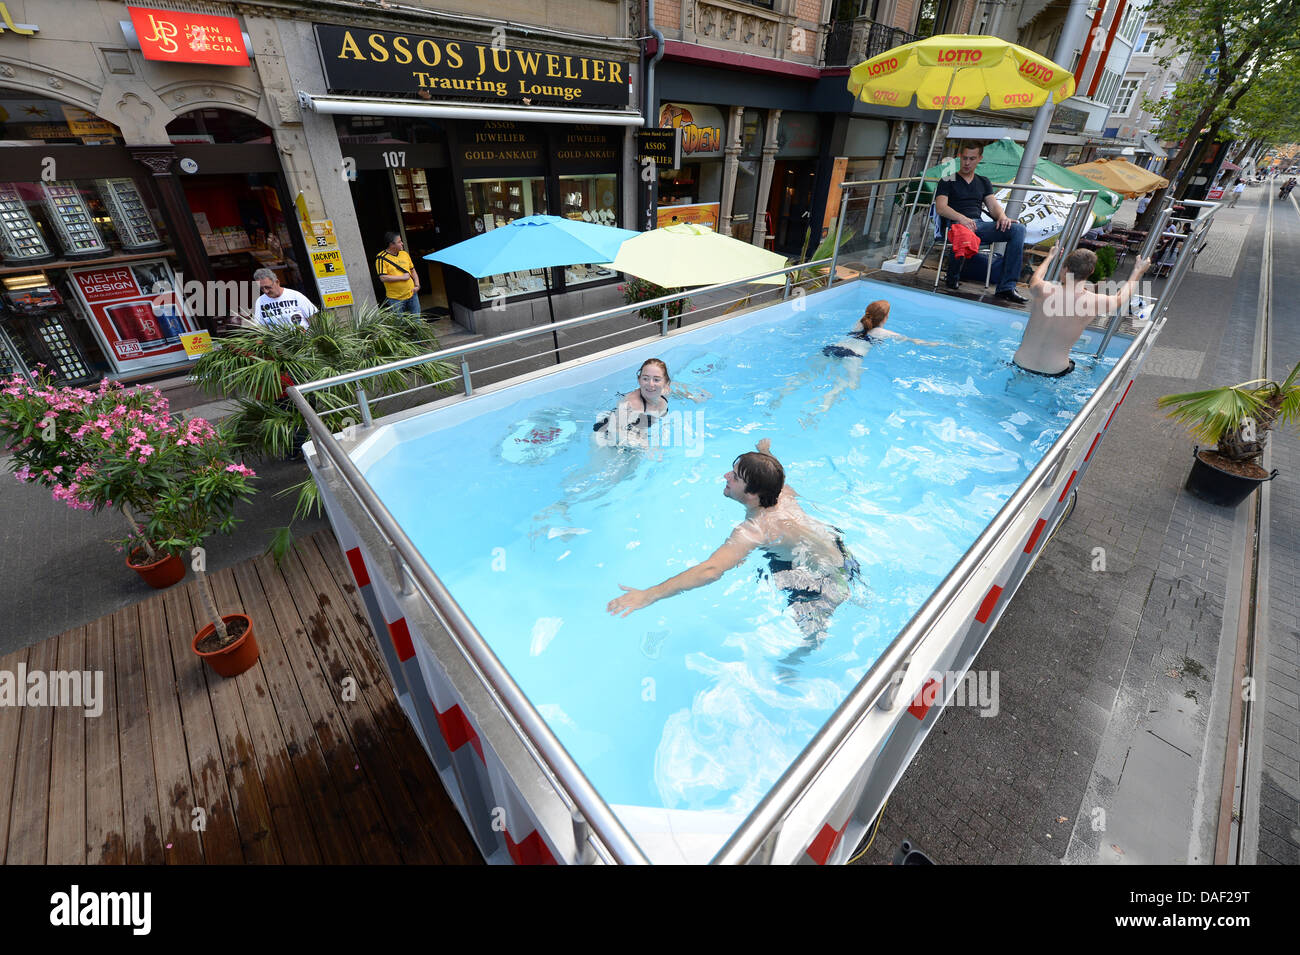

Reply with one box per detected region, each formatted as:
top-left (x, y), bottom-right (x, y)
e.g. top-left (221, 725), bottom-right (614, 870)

top-left (346, 546), bottom-right (370, 587)
top-left (975, 585), bottom-right (1003, 624)
top-left (1083, 432), bottom-right (1102, 463)
top-left (1058, 470), bottom-right (1078, 503)
top-left (1104, 380), bottom-right (1133, 430)
top-left (908, 677), bottom-right (941, 720)
top-left (387, 617), bottom-right (415, 662)
top-left (505, 828), bottom-right (558, 865)
top-left (435, 701), bottom-right (486, 763)
top-left (806, 819), bottom-right (849, 865)
top-left (1024, 518), bottom-right (1048, 554)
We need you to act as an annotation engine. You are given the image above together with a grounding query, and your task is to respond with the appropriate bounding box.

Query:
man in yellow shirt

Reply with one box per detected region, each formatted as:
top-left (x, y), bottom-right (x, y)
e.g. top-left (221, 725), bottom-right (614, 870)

top-left (374, 231), bottom-right (421, 314)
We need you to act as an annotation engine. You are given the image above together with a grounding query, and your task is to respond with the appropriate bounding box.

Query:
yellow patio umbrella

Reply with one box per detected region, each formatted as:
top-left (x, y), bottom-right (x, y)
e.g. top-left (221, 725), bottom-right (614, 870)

top-left (1066, 158), bottom-right (1169, 198)
top-left (847, 35), bottom-right (1077, 254)
top-left (611, 222), bottom-right (790, 287)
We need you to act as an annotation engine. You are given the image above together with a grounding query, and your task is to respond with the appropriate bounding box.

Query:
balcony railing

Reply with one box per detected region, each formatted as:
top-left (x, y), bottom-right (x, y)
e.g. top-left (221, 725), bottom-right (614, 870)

top-left (822, 17), bottom-right (921, 68)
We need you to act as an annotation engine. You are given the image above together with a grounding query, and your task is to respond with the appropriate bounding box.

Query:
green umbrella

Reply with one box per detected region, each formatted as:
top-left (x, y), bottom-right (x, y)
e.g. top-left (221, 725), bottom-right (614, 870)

top-left (909, 137), bottom-right (1122, 243)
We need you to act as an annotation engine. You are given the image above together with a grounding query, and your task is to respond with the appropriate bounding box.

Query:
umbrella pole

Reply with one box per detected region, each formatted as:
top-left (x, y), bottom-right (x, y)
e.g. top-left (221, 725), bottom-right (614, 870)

top-left (545, 268), bottom-right (560, 365)
top-left (902, 71), bottom-right (956, 257)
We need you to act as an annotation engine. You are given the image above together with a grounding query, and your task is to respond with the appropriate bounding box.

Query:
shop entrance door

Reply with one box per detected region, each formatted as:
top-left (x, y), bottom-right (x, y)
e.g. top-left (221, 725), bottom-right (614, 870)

top-left (351, 167), bottom-right (457, 316)
top-left (768, 161), bottom-right (819, 257)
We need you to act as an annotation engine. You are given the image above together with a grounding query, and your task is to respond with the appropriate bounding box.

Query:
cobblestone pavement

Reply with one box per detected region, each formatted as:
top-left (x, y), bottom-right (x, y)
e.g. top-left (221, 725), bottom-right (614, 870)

top-left (857, 188), bottom-right (1283, 864)
top-left (1245, 190), bottom-right (1300, 865)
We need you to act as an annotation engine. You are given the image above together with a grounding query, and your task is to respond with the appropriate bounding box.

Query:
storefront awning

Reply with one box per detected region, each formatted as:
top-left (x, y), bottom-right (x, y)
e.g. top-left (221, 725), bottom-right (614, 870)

top-left (1140, 133), bottom-right (1168, 159)
top-left (297, 93), bottom-right (644, 127)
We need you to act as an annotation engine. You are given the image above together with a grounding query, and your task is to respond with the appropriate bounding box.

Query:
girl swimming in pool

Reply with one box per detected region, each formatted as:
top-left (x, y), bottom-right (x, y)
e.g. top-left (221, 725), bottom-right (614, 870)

top-left (767, 301), bottom-right (949, 419)
top-left (593, 358), bottom-right (672, 450)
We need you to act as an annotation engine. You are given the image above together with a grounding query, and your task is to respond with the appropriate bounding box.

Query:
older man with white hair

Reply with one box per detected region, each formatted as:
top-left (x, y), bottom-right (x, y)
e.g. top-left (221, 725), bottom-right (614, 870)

top-left (249, 268), bottom-right (317, 330)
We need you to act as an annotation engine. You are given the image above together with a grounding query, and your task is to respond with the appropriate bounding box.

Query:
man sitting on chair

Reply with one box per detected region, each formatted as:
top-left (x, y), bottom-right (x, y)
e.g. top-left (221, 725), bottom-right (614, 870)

top-left (935, 141), bottom-right (1028, 304)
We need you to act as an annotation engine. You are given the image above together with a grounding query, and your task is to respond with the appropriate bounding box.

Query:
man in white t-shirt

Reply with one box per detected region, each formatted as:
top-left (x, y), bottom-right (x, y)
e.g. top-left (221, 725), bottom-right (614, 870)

top-left (249, 268), bottom-right (317, 330)
top-left (1228, 180), bottom-right (1246, 207)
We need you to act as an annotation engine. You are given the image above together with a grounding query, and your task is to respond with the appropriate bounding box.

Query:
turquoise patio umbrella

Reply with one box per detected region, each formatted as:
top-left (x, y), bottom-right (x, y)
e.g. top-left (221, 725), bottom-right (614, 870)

top-left (426, 214), bottom-right (640, 362)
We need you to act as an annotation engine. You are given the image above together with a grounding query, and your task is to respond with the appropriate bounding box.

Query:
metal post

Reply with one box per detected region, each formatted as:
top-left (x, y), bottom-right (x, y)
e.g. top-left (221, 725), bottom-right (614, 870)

top-left (356, 386), bottom-right (373, 429)
top-left (660, 304), bottom-right (669, 336)
top-left (571, 810), bottom-right (596, 865)
top-left (461, 357), bottom-right (473, 397)
top-left (1095, 199), bottom-right (1173, 357)
top-left (782, 274), bottom-right (792, 300)
top-left (389, 542), bottom-right (411, 596)
top-left (829, 188), bottom-right (850, 283)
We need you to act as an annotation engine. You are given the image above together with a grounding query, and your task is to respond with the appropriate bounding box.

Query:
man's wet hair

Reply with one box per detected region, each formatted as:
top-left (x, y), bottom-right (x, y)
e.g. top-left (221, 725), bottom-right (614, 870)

top-left (733, 451), bottom-right (784, 507)
top-left (1062, 248), bottom-right (1097, 280)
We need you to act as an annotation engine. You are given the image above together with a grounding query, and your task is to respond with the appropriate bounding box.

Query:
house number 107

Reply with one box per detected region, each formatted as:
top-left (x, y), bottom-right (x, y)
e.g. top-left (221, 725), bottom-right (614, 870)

top-left (383, 151), bottom-right (407, 168)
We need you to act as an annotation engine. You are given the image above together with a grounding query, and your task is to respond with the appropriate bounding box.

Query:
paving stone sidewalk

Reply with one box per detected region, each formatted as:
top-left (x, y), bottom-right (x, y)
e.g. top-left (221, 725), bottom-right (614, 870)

top-left (857, 190), bottom-right (1276, 864)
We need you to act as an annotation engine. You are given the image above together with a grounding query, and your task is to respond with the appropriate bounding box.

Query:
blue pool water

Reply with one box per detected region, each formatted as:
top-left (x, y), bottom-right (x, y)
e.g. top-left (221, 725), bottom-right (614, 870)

top-left (361, 280), bottom-right (1117, 816)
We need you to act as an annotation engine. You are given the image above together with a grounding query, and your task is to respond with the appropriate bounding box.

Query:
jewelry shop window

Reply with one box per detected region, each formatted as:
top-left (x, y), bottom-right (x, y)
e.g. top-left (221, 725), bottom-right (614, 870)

top-left (463, 176), bottom-right (548, 299)
top-left (559, 174), bottom-right (618, 287)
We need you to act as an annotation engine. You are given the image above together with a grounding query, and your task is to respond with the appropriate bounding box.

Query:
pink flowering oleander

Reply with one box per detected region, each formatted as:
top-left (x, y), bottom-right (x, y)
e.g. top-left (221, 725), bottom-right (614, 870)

top-left (225, 463), bottom-right (256, 477)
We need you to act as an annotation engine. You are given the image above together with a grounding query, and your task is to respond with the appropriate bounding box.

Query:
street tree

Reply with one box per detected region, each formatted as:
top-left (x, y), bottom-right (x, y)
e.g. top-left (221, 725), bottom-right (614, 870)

top-left (1135, 0), bottom-right (1300, 228)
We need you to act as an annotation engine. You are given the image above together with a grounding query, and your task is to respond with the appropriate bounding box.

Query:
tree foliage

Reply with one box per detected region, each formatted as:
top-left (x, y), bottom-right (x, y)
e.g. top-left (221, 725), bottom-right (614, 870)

top-left (1136, 0), bottom-right (1300, 226)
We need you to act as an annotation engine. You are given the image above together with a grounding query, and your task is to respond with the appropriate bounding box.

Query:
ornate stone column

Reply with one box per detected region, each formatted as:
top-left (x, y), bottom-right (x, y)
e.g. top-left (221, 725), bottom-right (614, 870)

top-left (718, 105), bottom-right (745, 236)
top-left (751, 109), bottom-right (783, 247)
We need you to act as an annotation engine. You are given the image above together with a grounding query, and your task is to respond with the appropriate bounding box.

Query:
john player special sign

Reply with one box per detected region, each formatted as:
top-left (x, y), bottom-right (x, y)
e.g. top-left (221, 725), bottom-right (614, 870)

top-left (314, 25), bottom-right (631, 107)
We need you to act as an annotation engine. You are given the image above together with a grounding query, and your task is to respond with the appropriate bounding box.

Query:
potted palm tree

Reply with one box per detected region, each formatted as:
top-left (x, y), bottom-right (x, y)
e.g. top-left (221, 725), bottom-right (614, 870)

top-left (189, 305), bottom-right (455, 557)
top-left (1158, 359), bottom-right (1299, 506)
top-left (141, 417), bottom-right (260, 676)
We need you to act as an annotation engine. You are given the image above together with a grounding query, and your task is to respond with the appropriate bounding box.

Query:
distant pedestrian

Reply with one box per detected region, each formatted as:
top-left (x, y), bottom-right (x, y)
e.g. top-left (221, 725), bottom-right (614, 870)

top-left (1137, 192), bottom-right (1152, 216)
top-left (374, 231), bottom-right (421, 315)
top-left (249, 269), bottom-right (317, 330)
top-left (1228, 180), bottom-right (1245, 207)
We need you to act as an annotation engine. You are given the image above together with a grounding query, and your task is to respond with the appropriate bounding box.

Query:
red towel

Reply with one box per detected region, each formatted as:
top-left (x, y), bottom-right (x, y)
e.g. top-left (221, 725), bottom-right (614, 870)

top-left (948, 222), bottom-right (981, 259)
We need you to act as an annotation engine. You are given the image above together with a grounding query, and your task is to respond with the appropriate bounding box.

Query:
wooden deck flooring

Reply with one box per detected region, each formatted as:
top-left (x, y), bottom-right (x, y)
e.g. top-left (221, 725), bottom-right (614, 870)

top-left (0, 529), bottom-right (481, 865)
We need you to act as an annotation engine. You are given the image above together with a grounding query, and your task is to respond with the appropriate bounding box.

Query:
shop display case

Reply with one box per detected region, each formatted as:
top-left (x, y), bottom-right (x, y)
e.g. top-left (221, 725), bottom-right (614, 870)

top-left (464, 176), bottom-right (548, 301)
top-left (394, 168), bottom-right (433, 228)
top-left (559, 174), bottom-right (619, 287)
top-left (1, 277), bottom-right (94, 383)
top-left (41, 182), bottom-right (108, 258)
top-left (0, 183), bottom-right (53, 264)
top-left (0, 324), bottom-right (30, 380)
top-left (97, 178), bottom-right (163, 251)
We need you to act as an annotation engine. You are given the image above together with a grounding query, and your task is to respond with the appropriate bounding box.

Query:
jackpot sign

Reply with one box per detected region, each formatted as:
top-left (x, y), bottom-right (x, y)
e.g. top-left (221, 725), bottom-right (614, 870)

top-left (314, 24), bottom-right (631, 106)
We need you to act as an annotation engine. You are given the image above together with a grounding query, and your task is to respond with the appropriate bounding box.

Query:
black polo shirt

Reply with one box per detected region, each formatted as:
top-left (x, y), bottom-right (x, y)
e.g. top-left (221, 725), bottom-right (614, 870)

top-left (936, 172), bottom-right (994, 224)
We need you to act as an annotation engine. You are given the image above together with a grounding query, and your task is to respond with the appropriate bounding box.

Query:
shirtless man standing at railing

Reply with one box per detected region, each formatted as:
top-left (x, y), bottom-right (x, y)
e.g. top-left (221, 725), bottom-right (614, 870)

top-left (1013, 246), bottom-right (1151, 377)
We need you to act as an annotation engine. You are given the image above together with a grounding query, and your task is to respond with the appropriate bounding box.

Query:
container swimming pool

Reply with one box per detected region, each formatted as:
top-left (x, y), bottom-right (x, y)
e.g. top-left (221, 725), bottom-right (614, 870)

top-left (305, 276), bottom-right (1161, 864)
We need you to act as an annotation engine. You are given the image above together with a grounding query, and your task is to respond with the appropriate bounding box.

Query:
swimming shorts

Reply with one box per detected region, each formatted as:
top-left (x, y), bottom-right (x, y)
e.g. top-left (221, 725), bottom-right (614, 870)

top-left (1014, 358), bottom-right (1075, 378)
top-left (759, 533), bottom-right (861, 637)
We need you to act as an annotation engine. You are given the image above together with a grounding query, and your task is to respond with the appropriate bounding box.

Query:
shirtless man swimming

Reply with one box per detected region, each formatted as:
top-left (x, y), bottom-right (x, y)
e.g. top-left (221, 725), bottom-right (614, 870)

top-left (606, 438), bottom-right (859, 639)
top-left (1013, 246), bottom-right (1150, 376)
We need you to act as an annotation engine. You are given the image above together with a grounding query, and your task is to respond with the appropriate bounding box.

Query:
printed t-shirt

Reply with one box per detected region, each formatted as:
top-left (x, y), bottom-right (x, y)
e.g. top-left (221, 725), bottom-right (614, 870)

top-left (252, 289), bottom-right (317, 330)
top-left (375, 249), bottom-right (415, 300)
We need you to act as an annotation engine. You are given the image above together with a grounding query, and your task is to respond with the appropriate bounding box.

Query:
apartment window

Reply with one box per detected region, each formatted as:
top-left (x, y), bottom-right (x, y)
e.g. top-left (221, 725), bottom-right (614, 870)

top-left (1119, 5), bottom-right (1144, 43)
top-left (1135, 30), bottom-right (1158, 54)
top-left (1096, 68), bottom-right (1121, 105)
top-left (1113, 78), bottom-right (1141, 115)
top-left (915, 0), bottom-right (957, 36)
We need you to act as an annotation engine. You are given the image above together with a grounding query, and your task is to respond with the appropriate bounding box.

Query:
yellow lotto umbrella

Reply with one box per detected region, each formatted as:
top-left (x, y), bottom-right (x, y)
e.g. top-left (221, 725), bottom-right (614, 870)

top-left (847, 35), bottom-right (1076, 253)
top-left (1067, 158), bottom-right (1169, 198)
top-left (612, 223), bottom-right (789, 287)
top-left (848, 34), bottom-right (1075, 111)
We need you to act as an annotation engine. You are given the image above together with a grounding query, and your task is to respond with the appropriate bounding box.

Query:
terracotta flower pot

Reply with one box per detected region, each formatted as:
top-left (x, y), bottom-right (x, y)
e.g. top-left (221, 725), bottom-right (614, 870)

top-left (126, 549), bottom-right (187, 589)
top-left (192, 613), bottom-right (259, 678)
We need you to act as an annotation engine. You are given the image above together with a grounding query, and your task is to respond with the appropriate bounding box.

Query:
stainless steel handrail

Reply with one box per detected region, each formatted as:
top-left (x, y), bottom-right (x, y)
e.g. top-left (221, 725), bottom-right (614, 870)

top-left (287, 384), bottom-right (653, 865)
top-left (296, 258), bottom-right (832, 397)
top-left (709, 315), bottom-right (1162, 865)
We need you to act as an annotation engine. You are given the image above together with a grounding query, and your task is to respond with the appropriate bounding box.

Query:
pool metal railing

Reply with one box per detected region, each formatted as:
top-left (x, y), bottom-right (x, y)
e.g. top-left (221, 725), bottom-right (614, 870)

top-left (286, 179), bottom-right (1208, 864)
top-left (287, 256), bottom-right (835, 865)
